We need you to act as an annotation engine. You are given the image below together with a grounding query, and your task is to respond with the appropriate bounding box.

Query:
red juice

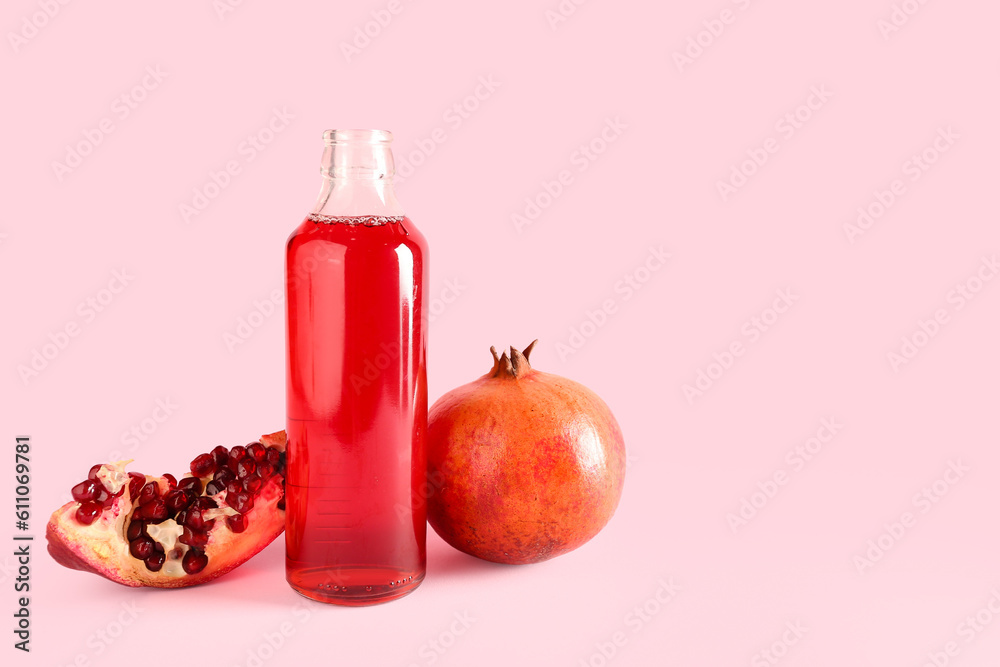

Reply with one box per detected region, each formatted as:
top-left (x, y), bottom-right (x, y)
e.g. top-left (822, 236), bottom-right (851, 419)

top-left (285, 213), bottom-right (427, 605)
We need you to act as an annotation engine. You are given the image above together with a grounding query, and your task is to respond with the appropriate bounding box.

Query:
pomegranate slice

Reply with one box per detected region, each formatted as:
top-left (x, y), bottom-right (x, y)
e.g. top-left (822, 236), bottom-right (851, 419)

top-left (46, 431), bottom-right (287, 588)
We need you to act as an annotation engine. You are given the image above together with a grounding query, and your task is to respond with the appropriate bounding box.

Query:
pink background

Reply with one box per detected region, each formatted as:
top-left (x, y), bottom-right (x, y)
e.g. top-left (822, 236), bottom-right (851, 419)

top-left (3, 1), bottom-right (1000, 665)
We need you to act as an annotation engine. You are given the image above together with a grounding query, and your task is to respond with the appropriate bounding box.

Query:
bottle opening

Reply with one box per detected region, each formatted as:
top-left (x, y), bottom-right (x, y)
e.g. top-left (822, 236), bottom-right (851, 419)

top-left (322, 129), bottom-right (393, 145)
top-left (312, 128), bottom-right (403, 216)
top-left (320, 129), bottom-right (395, 180)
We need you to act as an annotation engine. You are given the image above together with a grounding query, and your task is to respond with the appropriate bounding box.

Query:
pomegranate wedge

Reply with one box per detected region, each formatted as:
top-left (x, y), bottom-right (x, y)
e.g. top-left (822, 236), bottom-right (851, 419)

top-left (46, 431), bottom-right (286, 588)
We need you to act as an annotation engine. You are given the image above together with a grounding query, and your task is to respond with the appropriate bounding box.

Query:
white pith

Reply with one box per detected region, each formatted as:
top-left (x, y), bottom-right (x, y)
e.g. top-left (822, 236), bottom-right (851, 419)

top-left (96, 460), bottom-right (132, 494)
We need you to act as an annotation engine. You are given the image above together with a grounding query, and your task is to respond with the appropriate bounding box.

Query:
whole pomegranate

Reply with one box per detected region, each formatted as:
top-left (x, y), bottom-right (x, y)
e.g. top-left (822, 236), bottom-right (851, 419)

top-left (46, 431), bottom-right (287, 587)
top-left (427, 341), bottom-right (625, 564)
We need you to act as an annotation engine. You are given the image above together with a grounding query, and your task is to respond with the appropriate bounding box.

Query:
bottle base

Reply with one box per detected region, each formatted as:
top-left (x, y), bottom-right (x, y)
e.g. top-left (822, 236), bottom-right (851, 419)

top-left (287, 565), bottom-right (424, 606)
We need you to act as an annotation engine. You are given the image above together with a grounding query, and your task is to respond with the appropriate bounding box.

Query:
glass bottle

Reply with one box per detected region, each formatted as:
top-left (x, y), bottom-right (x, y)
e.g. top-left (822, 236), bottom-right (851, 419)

top-left (285, 129), bottom-right (427, 605)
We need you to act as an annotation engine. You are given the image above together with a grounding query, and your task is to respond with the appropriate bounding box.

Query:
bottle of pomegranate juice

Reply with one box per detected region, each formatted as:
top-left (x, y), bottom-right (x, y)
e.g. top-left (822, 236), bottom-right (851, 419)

top-left (285, 129), bottom-right (427, 604)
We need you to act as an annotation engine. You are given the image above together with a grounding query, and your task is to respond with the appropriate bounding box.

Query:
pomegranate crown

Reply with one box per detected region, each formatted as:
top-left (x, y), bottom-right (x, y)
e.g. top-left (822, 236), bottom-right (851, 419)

top-left (488, 340), bottom-right (538, 379)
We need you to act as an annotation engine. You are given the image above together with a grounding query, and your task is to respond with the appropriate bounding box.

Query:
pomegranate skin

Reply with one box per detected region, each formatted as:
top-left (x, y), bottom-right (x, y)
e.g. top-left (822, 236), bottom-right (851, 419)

top-left (427, 343), bottom-right (625, 564)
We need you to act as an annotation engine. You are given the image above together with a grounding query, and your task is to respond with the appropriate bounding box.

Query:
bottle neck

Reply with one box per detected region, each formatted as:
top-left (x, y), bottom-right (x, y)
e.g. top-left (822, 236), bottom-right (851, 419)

top-left (311, 129), bottom-right (404, 218)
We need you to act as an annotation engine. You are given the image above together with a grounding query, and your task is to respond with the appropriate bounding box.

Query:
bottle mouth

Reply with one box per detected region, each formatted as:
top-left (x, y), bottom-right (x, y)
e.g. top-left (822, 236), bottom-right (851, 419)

top-left (319, 129), bottom-right (395, 180)
top-left (322, 129), bottom-right (393, 145)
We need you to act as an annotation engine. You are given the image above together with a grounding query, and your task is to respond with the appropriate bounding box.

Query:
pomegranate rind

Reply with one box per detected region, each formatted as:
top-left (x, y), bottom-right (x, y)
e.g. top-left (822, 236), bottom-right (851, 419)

top-left (427, 370), bottom-right (626, 565)
top-left (46, 431), bottom-right (287, 588)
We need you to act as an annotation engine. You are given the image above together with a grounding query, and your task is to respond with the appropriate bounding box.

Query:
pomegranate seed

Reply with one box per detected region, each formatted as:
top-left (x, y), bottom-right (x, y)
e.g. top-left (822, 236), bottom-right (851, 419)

top-left (127, 473), bottom-right (145, 501)
top-left (142, 499), bottom-right (169, 522)
top-left (214, 468), bottom-right (236, 486)
top-left (227, 514), bottom-right (248, 533)
top-left (211, 445), bottom-right (229, 468)
top-left (179, 527), bottom-right (209, 548)
top-left (165, 489), bottom-right (194, 513)
top-left (129, 536), bottom-right (155, 560)
top-left (127, 519), bottom-right (145, 541)
top-left (75, 502), bottom-right (102, 525)
top-left (266, 449), bottom-right (281, 466)
top-left (184, 508), bottom-right (206, 530)
top-left (205, 481), bottom-right (223, 496)
top-left (138, 481), bottom-right (159, 505)
top-left (230, 491), bottom-right (254, 514)
top-left (229, 445), bottom-right (247, 470)
top-left (236, 458), bottom-right (256, 479)
top-left (162, 473), bottom-right (177, 489)
top-left (190, 453), bottom-right (216, 477)
top-left (182, 549), bottom-right (208, 574)
top-left (256, 462), bottom-right (275, 481)
top-left (71, 480), bottom-right (99, 503)
top-left (195, 496), bottom-right (218, 510)
top-left (178, 477), bottom-right (203, 494)
top-left (145, 551), bottom-right (166, 572)
top-left (243, 474), bottom-right (262, 494)
top-left (87, 464), bottom-right (103, 480)
top-left (226, 481), bottom-right (242, 497)
top-left (247, 442), bottom-right (266, 462)
top-left (96, 486), bottom-right (113, 506)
